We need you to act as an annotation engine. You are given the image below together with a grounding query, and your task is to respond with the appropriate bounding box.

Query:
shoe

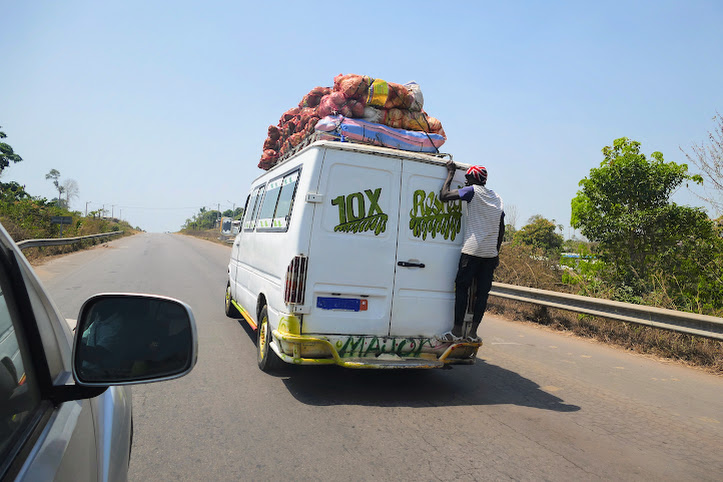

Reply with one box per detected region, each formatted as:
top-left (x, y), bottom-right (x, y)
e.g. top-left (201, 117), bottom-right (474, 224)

top-left (437, 331), bottom-right (463, 342)
top-left (466, 336), bottom-right (482, 343)
top-left (465, 322), bottom-right (480, 340)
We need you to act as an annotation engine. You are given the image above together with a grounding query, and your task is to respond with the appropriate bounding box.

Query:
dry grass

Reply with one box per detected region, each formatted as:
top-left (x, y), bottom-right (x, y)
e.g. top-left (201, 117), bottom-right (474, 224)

top-left (1, 213), bottom-right (139, 265)
top-left (491, 245), bottom-right (723, 375)
top-left (23, 230), bottom-right (137, 265)
top-left (177, 228), bottom-right (233, 246)
top-left (486, 299), bottom-right (723, 374)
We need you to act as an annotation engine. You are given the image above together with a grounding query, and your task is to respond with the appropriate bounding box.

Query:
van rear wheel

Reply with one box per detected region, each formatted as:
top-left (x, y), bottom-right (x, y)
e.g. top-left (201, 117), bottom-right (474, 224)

top-left (257, 306), bottom-right (284, 372)
top-left (225, 282), bottom-right (241, 318)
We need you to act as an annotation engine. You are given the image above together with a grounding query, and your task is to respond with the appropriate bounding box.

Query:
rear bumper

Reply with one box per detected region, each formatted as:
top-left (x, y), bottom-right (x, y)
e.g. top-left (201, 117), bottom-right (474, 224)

top-left (271, 316), bottom-right (480, 369)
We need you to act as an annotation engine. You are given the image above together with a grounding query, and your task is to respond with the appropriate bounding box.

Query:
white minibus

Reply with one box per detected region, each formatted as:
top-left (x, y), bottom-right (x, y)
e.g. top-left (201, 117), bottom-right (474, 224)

top-left (226, 140), bottom-right (481, 371)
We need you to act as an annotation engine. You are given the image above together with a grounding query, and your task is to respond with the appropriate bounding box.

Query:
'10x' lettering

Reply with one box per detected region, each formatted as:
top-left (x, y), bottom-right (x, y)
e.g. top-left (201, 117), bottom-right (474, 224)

top-left (331, 188), bottom-right (387, 236)
top-left (331, 188), bottom-right (383, 223)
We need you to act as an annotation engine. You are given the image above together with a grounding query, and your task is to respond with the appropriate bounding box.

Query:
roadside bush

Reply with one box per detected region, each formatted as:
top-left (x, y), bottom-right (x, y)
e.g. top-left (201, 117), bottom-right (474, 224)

top-left (0, 198), bottom-right (137, 263)
top-left (0, 198), bottom-right (67, 240)
top-left (491, 242), bottom-right (723, 373)
top-left (496, 243), bottom-right (569, 292)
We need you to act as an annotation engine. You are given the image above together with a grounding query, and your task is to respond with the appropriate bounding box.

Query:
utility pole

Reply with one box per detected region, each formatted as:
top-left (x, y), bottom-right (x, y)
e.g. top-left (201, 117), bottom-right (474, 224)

top-left (111, 205), bottom-right (115, 218)
top-left (85, 201), bottom-right (91, 216)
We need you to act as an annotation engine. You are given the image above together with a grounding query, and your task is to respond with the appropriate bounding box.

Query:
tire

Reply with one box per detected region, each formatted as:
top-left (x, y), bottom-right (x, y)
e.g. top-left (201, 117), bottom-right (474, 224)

top-left (225, 282), bottom-right (241, 318)
top-left (256, 306), bottom-right (284, 372)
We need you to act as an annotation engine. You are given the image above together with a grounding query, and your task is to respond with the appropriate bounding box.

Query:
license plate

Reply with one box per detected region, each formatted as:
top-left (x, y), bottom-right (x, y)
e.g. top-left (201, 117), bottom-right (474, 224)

top-left (316, 297), bottom-right (368, 311)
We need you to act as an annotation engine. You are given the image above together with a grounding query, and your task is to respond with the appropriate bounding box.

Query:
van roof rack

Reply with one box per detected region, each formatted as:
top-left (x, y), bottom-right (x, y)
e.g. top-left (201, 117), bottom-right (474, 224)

top-left (270, 132), bottom-right (455, 171)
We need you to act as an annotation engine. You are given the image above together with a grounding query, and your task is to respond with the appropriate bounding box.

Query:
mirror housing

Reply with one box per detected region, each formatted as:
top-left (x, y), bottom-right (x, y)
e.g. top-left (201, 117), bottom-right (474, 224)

top-left (73, 293), bottom-right (198, 386)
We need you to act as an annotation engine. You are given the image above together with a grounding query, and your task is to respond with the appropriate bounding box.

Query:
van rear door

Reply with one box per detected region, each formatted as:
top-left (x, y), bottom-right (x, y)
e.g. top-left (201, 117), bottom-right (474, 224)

top-left (389, 160), bottom-right (467, 336)
top-left (303, 147), bottom-right (401, 336)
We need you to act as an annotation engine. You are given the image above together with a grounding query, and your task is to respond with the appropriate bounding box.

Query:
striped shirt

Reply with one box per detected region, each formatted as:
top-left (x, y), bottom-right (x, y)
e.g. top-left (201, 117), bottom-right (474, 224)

top-left (458, 185), bottom-right (504, 257)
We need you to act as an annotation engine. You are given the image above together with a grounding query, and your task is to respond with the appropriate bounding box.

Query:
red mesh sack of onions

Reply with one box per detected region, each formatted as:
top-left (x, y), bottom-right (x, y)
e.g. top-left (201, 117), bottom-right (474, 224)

top-left (304, 117), bottom-right (319, 136)
top-left (299, 86), bottom-right (331, 108)
top-left (297, 107), bottom-right (317, 129)
top-left (258, 149), bottom-right (278, 170)
top-left (280, 107), bottom-right (300, 123)
top-left (425, 115), bottom-right (444, 133)
top-left (385, 108), bottom-right (405, 129)
top-left (398, 111), bottom-right (443, 134)
top-left (333, 74), bottom-right (372, 100)
top-left (267, 125), bottom-right (281, 141)
top-left (382, 82), bottom-right (415, 110)
top-left (318, 92), bottom-right (365, 118)
top-left (263, 137), bottom-right (278, 150)
top-left (287, 132), bottom-right (306, 148)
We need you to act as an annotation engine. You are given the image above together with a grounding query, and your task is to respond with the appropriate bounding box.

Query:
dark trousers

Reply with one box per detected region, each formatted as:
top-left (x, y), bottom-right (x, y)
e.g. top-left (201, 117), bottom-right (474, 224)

top-left (454, 253), bottom-right (498, 328)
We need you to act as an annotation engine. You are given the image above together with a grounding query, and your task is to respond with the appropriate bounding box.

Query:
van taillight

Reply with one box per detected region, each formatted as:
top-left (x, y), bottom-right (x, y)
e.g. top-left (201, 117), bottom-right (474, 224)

top-left (284, 255), bottom-right (308, 304)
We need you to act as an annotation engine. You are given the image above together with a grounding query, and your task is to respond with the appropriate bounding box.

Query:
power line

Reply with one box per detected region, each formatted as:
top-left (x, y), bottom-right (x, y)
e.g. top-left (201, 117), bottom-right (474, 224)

top-left (115, 205), bottom-right (211, 211)
top-left (84, 202), bottom-right (238, 212)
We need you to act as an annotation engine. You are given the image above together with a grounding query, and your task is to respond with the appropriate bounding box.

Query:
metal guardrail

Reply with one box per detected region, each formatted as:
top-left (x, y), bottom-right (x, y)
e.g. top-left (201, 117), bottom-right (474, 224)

top-left (489, 282), bottom-right (723, 341)
top-left (17, 231), bottom-right (124, 250)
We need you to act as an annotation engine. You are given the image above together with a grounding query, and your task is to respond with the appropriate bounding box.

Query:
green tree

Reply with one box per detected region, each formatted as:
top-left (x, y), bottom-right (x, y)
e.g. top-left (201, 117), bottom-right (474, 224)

top-left (513, 215), bottom-right (563, 254)
top-left (570, 138), bottom-right (721, 307)
top-left (0, 181), bottom-right (29, 202)
top-left (0, 127), bottom-right (23, 176)
top-left (182, 207), bottom-right (222, 230)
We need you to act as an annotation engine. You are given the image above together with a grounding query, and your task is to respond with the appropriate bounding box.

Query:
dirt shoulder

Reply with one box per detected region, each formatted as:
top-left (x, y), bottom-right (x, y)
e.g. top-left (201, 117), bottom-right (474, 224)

top-left (23, 231), bottom-right (137, 266)
top-left (176, 229), bottom-right (234, 247)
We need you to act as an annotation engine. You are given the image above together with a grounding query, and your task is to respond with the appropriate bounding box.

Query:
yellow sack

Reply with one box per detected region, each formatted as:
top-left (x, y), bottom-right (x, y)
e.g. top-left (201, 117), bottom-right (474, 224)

top-left (367, 79), bottom-right (389, 107)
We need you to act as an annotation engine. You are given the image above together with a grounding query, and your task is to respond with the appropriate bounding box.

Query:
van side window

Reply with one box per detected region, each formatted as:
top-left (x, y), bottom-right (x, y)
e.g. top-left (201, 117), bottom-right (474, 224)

top-left (241, 194), bottom-right (250, 218)
top-left (257, 178), bottom-right (282, 229)
top-left (257, 169), bottom-right (300, 231)
top-left (272, 170), bottom-right (300, 230)
top-left (243, 186), bottom-right (263, 231)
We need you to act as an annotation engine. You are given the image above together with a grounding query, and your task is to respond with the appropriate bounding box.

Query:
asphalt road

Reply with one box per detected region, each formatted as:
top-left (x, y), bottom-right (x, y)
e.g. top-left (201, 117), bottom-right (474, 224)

top-left (35, 233), bottom-right (723, 481)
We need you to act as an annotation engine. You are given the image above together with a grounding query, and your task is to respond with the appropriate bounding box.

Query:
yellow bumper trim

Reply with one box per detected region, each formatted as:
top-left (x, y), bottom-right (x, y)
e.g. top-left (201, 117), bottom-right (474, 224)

top-left (272, 328), bottom-right (481, 369)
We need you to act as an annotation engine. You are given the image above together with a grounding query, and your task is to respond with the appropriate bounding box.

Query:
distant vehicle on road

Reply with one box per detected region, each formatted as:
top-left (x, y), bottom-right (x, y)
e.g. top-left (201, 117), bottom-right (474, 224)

top-left (0, 222), bottom-right (198, 481)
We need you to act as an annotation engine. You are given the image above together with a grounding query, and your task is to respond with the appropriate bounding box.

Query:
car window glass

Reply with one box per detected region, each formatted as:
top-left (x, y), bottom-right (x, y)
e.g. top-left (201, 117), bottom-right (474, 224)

top-left (243, 186), bottom-right (263, 231)
top-left (0, 296), bottom-right (11, 335)
top-left (0, 263), bottom-right (41, 460)
top-left (257, 179), bottom-right (282, 229)
top-left (16, 261), bottom-right (68, 378)
top-left (273, 170), bottom-right (300, 229)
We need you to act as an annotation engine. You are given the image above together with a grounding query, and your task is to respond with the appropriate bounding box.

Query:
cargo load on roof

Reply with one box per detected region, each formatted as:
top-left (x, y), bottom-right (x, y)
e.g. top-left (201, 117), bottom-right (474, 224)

top-left (258, 74), bottom-right (446, 170)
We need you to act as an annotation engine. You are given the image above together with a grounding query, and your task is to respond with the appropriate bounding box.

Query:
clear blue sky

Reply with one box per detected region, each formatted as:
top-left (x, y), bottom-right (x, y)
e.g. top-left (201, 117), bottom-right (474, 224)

top-left (2, 1), bottom-right (722, 233)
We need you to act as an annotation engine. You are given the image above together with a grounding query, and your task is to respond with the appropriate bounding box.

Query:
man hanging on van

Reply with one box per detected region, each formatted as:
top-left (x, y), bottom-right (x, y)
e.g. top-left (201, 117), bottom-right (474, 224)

top-left (439, 161), bottom-right (505, 342)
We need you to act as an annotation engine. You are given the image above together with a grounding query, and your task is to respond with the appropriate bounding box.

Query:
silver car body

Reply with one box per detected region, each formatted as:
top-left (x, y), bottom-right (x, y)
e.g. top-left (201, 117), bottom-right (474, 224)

top-left (0, 224), bottom-right (132, 481)
top-left (0, 223), bottom-right (195, 481)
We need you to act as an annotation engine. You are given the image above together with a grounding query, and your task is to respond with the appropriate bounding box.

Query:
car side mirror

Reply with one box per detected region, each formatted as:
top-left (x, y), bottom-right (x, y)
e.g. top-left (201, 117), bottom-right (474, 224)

top-left (73, 294), bottom-right (198, 386)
